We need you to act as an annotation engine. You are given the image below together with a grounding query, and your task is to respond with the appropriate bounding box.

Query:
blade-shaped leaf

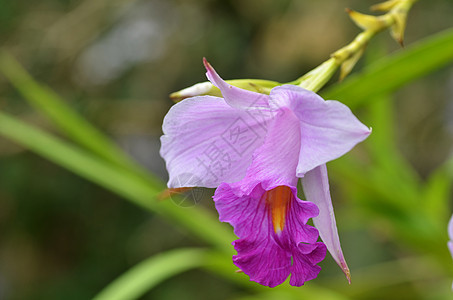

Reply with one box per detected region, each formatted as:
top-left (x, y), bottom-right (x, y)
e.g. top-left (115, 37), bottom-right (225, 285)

top-left (0, 51), bottom-right (155, 183)
top-left (93, 248), bottom-right (208, 300)
top-left (0, 112), bottom-right (235, 250)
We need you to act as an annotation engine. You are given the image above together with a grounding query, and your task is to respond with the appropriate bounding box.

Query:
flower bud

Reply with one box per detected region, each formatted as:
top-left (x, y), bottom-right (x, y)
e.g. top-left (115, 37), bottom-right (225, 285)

top-left (170, 79), bottom-right (279, 102)
top-left (170, 82), bottom-right (216, 102)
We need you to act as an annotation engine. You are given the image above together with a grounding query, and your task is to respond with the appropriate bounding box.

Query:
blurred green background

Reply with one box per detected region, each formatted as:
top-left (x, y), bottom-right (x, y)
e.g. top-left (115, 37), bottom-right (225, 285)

top-left (0, 0), bottom-right (452, 299)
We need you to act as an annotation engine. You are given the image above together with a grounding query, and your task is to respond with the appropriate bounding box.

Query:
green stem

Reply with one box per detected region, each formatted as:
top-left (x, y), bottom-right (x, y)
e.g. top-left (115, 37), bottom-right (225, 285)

top-left (296, 0), bottom-right (418, 92)
top-left (296, 58), bottom-right (339, 93)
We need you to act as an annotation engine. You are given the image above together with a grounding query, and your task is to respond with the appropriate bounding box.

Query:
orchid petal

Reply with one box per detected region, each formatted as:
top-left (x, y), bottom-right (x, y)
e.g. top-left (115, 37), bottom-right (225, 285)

top-left (212, 106), bottom-right (326, 287)
top-left (302, 164), bottom-right (351, 282)
top-left (203, 58), bottom-right (269, 110)
top-left (290, 242), bottom-right (327, 286)
top-left (214, 183), bottom-right (325, 287)
top-left (160, 95), bottom-right (269, 188)
top-left (269, 85), bottom-right (371, 176)
top-left (235, 108), bottom-right (301, 194)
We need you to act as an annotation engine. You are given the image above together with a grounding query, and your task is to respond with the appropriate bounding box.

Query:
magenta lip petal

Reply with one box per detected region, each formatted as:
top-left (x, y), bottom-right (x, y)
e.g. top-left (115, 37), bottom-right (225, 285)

top-left (290, 242), bottom-right (327, 286)
top-left (214, 182), bottom-right (326, 287)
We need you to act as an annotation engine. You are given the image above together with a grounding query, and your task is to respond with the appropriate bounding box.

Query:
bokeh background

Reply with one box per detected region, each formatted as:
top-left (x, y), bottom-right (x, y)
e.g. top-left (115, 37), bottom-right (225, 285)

top-left (0, 0), bottom-right (452, 299)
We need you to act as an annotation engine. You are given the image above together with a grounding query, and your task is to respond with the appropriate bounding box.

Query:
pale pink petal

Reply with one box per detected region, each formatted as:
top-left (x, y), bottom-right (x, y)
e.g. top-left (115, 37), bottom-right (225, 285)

top-left (203, 58), bottom-right (269, 110)
top-left (160, 95), bottom-right (269, 188)
top-left (235, 107), bottom-right (301, 193)
top-left (269, 85), bottom-right (371, 176)
top-left (302, 164), bottom-right (351, 282)
top-left (212, 106), bottom-right (326, 287)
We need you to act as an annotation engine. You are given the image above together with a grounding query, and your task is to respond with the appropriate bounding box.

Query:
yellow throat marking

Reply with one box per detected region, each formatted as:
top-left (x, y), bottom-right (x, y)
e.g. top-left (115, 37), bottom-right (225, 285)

top-left (265, 186), bottom-right (292, 234)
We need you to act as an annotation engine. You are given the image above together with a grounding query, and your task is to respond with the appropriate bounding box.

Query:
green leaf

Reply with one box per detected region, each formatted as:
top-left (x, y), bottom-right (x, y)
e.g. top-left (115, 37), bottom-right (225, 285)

top-left (322, 28), bottom-right (453, 108)
top-left (359, 43), bottom-right (421, 204)
top-left (93, 247), bottom-right (350, 300)
top-left (0, 112), bottom-right (235, 250)
top-left (365, 94), bottom-right (421, 203)
top-left (423, 155), bottom-right (453, 223)
top-left (93, 248), bottom-right (208, 300)
top-left (0, 51), bottom-right (156, 184)
top-left (0, 113), bottom-right (351, 300)
top-left (235, 289), bottom-right (350, 300)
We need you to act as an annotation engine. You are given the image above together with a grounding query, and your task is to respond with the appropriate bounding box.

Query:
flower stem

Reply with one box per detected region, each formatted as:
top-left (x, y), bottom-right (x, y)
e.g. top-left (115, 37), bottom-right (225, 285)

top-left (297, 0), bottom-right (418, 93)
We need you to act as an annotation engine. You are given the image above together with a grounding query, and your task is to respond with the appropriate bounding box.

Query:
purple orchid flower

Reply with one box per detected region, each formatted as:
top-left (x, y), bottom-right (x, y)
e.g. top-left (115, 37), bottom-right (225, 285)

top-left (160, 59), bottom-right (371, 287)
